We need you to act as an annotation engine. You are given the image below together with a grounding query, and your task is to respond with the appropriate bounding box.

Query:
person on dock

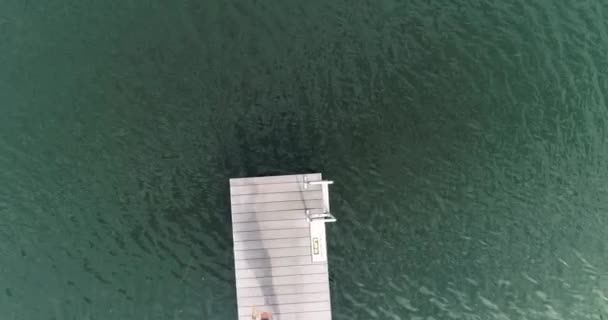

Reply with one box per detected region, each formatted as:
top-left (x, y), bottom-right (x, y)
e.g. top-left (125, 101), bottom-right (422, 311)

top-left (251, 307), bottom-right (272, 320)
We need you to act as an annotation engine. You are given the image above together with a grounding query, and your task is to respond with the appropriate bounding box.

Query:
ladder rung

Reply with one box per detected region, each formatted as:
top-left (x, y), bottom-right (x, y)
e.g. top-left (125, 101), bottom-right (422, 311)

top-left (308, 213), bottom-right (331, 218)
top-left (305, 210), bottom-right (337, 223)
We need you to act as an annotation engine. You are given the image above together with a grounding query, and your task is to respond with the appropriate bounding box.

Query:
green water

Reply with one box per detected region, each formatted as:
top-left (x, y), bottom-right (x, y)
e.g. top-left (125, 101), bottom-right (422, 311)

top-left (1, 0), bottom-right (608, 319)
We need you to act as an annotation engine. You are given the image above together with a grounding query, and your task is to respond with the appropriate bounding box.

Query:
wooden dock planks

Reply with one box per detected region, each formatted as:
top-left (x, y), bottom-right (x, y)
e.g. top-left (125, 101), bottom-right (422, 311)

top-left (230, 174), bottom-right (332, 320)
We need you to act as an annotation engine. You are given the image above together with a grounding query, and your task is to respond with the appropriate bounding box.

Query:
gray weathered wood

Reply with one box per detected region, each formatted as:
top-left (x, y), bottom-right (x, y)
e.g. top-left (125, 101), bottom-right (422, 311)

top-left (232, 219), bottom-right (310, 233)
top-left (239, 311), bottom-right (332, 320)
top-left (238, 291), bottom-right (331, 307)
top-left (230, 174), bottom-right (332, 320)
top-left (234, 246), bottom-right (311, 261)
top-left (233, 228), bottom-right (310, 242)
top-left (236, 264), bottom-right (327, 279)
top-left (231, 199), bottom-right (323, 214)
top-left (230, 173), bottom-right (321, 186)
top-left (234, 255), bottom-right (316, 270)
top-left (238, 301), bottom-right (331, 317)
top-left (230, 183), bottom-right (321, 195)
top-left (237, 282), bottom-right (329, 298)
top-left (232, 209), bottom-right (323, 223)
top-left (233, 237), bottom-right (310, 251)
top-left (237, 273), bottom-right (328, 288)
top-left (230, 191), bottom-right (321, 205)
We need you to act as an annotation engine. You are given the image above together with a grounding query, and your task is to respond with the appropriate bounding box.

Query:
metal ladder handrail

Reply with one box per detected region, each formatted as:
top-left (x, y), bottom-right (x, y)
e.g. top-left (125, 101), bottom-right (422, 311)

top-left (303, 176), bottom-right (336, 223)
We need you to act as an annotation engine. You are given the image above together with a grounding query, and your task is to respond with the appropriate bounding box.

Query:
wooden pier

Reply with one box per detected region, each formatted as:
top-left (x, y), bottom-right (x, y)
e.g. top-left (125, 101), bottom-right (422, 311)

top-left (230, 173), bottom-right (335, 320)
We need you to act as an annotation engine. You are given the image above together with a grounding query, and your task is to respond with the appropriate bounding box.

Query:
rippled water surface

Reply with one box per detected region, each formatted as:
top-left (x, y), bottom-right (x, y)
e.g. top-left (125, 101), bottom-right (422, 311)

top-left (1, 0), bottom-right (607, 319)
